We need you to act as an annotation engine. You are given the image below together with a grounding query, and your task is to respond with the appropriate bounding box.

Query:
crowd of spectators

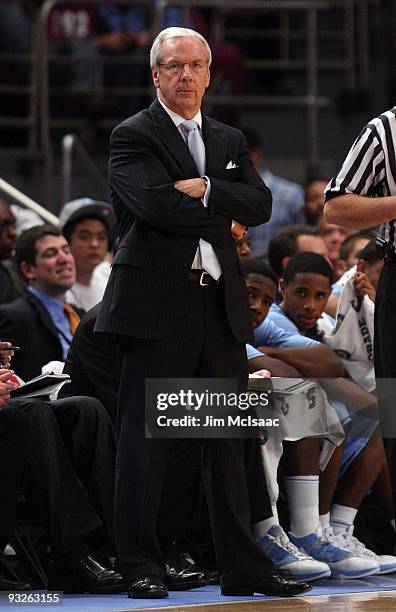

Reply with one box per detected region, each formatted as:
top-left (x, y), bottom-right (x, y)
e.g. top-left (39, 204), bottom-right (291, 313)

top-left (0, 153), bottom-right (393, 591)
top-left (0, 1), bottom-right (394, 597)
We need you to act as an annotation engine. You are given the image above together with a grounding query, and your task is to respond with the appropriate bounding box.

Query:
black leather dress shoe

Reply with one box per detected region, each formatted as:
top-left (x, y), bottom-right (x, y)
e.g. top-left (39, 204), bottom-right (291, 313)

top-left (165, 563), bottom-right (208, 591)
top-left (51, 554), bottom-right (125, 594)
top-left (128, 575), bottom-right (168, 599)
top-left (220, 572), bottom-right (312, 597)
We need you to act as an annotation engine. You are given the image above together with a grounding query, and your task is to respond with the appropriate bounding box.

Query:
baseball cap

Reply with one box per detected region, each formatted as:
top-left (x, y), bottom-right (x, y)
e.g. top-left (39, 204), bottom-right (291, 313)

top-left (59, 198), bottom-right (116, 233)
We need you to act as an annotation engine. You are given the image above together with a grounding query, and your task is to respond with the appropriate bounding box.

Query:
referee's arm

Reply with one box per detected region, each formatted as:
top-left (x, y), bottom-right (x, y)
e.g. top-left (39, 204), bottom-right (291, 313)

top-left (324, 193), bottom-right (396, 230)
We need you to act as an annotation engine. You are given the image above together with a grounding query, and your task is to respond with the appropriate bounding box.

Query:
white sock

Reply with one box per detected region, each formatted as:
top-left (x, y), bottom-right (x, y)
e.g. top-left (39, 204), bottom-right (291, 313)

top-left (331, 503), bottom-right (357, 535)
top-left (285, 475), bottom-right (319, 537)
top-left (319, 512), bottom-right (331, 529)
top-left (254, 504), bottom-right (279, 540)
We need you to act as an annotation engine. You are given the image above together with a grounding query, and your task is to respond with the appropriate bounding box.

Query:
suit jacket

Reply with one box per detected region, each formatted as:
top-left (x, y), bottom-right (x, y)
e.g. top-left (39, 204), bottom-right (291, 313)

top-left (61, 303), bottom-right (120, 424)
top-left (95, 99), bottom-right (272, 343)
top-left (0, 291), bottom-right (83, 381)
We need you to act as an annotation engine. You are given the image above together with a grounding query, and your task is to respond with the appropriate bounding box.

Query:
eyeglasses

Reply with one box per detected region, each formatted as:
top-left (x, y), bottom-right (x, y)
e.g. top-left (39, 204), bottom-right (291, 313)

top-left (159, 61), bottom-right (208, 76)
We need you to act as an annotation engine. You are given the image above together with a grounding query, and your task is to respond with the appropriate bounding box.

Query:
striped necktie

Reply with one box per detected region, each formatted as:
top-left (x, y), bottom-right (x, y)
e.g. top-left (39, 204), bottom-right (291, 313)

top-left (63, 303), bottom-right (81, 335)
top-left (182, 120), bottom-right (222, 280)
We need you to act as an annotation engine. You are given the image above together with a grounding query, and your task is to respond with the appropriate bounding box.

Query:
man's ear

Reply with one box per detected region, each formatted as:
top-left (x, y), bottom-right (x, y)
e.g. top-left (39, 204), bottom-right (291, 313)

top-left (19, 261), bottom-right (35, 283)
top-left (281, 256), bottom-right (290, 273)
top-left (334, 258), bottom-right (347, 279)
top-left (152, 66), bottom-right (160, 89)
top-left (279, 278), bottom-right (286, 297)
top-left (205, 67), bottom-right (210, 89)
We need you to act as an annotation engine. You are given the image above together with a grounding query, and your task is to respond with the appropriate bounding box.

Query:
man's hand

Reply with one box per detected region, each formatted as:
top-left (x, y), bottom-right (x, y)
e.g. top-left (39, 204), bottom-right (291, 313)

top-left (354, 261), bottom-right (376, 302)
top-left (231, 221), bottom-right (246, 240)
top-left (353, 271), bottom-right (376, 302)
top-left (174, 178), bottom-right (207, 199)
top-left (0, 369), bottom-right (18, 407)
top-left (0, 341), bottom-right (15, 369)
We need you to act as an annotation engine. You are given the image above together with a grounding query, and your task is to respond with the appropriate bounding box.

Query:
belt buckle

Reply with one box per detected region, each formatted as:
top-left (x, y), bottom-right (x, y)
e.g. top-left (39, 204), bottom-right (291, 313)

top-left (199, 271), bottom-right (211, 286)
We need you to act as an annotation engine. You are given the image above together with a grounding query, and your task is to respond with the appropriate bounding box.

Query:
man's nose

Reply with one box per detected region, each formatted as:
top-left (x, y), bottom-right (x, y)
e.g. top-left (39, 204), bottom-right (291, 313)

top-left (251, 298), bottom-right (261, 313)
top-left (181, 63), bottom-right (193, 79)
top-left (304, 299), bottom-right (315, 312)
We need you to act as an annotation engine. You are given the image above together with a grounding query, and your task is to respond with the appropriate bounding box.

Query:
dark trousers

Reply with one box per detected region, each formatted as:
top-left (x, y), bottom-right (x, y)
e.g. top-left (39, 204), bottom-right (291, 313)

top-left (0, 408), bottom-right (29, 538)
top-left (116, 281), bottom-right (274, 582)
top-left (375, 261), bottom-right (396, 515)
top-left (49, 396), bottom-right (116, 544)
top-left (4, 398), bottom-right (104, 560)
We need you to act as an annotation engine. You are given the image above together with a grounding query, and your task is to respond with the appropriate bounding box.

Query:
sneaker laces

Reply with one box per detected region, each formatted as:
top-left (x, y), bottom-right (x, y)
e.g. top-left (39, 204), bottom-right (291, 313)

top-left (275, 527), bottom-right (312, 561)
top-left (341, 526), bottom-right (378, 559)
top-left (322, 525), bottom-right (351, 551)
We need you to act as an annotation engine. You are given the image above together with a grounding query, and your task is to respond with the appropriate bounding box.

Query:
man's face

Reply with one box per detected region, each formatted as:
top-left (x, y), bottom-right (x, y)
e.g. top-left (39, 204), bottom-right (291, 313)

top-left (304, 180), bottom-right (327, 225)
top-left (319, 221), bottom-right (350, 264)
top-left (235, 232), bottom-right (252, 259)
top-left (245, 273), bottom-right (277, 329)
top-left (152, 36), bottom-right (210, 118)
top-left (296, 234), bottom-right (329, 260)
top-left (0, 201), bottom-right (16, 259)
top-left (366, 259), bottom-right (384, 290)
top-left (281, 272), bottom-right (331, 333)
top-left (345, 237), bottom-right (370, 269)
top-left (22, 234), bottom-right (76, 295)
top-left (68, 218), bottom-right (108, 276)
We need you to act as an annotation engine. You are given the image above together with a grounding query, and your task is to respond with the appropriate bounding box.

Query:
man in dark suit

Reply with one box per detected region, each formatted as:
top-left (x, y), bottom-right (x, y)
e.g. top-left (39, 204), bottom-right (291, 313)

top-left (0, 224), bottom-right (81, 380)
top-left (0, 370), bottom-right (123, 593)
top-left (95, 27), bottom-right (310, 599)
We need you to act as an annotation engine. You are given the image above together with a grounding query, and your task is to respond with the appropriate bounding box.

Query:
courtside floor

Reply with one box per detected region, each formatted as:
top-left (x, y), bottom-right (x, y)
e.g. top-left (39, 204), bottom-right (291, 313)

top-left (2, 576), bottom-right (396, 612)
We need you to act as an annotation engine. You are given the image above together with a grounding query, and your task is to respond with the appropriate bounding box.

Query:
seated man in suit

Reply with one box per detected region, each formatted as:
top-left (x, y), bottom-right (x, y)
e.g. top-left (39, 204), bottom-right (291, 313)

top-left (0, 366), bottom-right (123, 594)
top-left (0, 224), bottom-right (82, 380)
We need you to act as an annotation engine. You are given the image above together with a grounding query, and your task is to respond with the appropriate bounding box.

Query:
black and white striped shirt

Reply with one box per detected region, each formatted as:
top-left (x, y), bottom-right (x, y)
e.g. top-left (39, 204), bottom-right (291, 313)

top-left (325, 106), bottom-right (396, 248)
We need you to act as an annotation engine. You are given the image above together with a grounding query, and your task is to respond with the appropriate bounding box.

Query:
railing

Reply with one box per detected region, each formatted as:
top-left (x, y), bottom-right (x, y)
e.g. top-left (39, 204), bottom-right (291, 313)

top-left (61, 133), bottom-right (108, 204)
top-left (0, 177), bottom-right (59, 224)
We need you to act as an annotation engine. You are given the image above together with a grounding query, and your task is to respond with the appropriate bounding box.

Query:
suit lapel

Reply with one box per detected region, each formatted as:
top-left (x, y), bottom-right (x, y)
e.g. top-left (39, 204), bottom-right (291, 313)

top-left (149, 99), bottom-right (198, 177)
top-left (202, 115), bottom-right (227, 176)
top-left (24, 291), bottom-right (62, 345)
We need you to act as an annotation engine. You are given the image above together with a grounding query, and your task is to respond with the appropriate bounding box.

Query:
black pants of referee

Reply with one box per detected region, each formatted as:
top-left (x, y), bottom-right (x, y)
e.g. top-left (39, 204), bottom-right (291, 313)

top-left (375, 259), bottom-right (396, 516)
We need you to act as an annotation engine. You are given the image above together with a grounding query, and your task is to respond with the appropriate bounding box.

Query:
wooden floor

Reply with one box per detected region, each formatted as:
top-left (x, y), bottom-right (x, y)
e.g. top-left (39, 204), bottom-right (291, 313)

top-left (138, 590), bottom-right (396, 612)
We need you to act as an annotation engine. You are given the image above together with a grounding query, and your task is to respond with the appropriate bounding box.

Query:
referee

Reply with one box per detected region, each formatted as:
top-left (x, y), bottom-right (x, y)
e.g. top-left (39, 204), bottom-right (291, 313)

top-left (324, 106), bottom-right (396, 516)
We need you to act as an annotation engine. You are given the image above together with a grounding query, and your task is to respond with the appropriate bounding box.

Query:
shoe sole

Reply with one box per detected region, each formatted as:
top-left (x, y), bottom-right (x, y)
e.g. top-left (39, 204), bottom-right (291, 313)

top-left (128, 591), bottom-right (169, 599)
top-left (330, 567), bottom-right (379, 579)
top-left (221, 584), bottom-right (312, 597)
top-left (283, 568), bottom-right (331, 582)
top-left (377, 566), bottom-right (396, 575)
top-left (167, 581), bottom-right (208, 591)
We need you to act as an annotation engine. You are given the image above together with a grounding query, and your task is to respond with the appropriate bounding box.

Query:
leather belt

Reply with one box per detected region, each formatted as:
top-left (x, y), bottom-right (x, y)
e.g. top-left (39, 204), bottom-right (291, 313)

top-left (188, 270), bottom-right (219, 286)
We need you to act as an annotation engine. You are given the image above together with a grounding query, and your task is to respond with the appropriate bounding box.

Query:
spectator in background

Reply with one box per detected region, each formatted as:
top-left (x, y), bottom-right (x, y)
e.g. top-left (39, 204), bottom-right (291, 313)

top-left (354, 239), bottom-right (384, 303)
top-left (325, 231), bottom-right (378, 318)
top-left (95, 4), bottom-right (151, 117)
top-left (234, 229), bottom-right (252, 260)
top-left (318, 220), bottom-right (351, 281)
top-left (59, 198), bottom-right (116, 311)
top-left (0, 198), bottom-right (25, 304)
top-left (303, 176), bottom-right (328, 226)
top-left (0, 224), bottom-right (81, 380)
top-left (242, 127), bottom-right (305, 257)
top-left (268, 224), bottom-right (329, 278)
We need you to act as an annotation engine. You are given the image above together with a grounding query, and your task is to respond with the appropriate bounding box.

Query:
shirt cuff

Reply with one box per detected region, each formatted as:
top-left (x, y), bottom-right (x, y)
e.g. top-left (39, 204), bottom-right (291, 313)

top-left (201, 175), bottom-right (211, 207)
